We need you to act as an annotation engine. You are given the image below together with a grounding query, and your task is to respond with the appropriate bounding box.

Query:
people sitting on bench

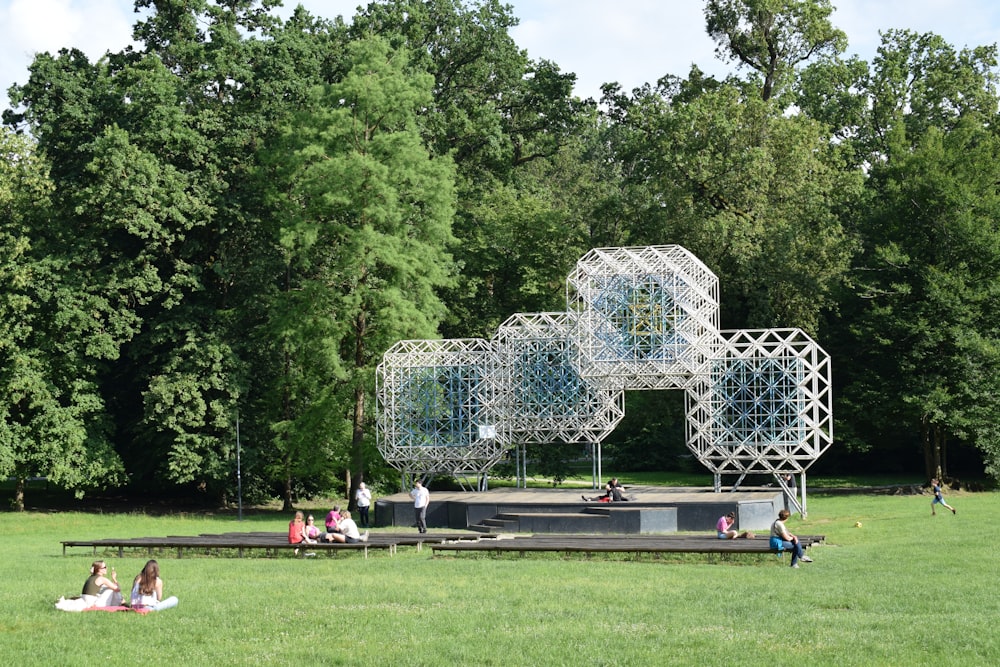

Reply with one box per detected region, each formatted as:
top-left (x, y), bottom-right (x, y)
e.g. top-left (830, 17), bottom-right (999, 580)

top-left (716, 512), bottom-right (754, 539)
top-left (325, 505), bottom-right (343, 534)
top-left (769, 509), bottom-right (813, 568)
top-left (324, 510), bottom-right (369, 543)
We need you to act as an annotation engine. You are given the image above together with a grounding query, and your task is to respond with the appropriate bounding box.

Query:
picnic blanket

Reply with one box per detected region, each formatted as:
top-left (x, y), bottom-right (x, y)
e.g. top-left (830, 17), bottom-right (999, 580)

top-left (55, 597), bottom-right (150, 614)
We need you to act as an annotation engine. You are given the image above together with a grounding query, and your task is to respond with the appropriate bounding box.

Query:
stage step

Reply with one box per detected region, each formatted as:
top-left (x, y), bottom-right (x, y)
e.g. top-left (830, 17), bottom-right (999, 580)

top-left (470, 510), bottom-right (612, 534)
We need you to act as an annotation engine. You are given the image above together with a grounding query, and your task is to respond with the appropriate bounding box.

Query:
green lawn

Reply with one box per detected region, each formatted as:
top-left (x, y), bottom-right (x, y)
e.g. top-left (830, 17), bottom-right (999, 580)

top-left (2, 489), bottom-right (996, 666)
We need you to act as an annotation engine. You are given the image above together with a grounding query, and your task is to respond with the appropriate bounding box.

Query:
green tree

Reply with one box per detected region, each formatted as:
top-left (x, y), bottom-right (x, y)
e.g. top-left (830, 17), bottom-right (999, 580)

top-left (0, 128), bottom-right (125, 509)
top-left (797, 30), bottom-right (998, 169)
top-left (705, 0), bottom-right (846, 101)
top-left (350, 0), bottom-right (586, 339)
top-left (607, 83), bottom-right (860, 333)
top-left (843, 122), bottom-right (1000, 481)
top-left (260, 36), bottom-right (457, 508)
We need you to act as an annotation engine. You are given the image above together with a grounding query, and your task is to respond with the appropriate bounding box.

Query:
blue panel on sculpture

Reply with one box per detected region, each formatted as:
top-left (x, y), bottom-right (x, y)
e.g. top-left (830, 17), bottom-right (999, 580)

top-left (516, 348), bottom-right (589, 418)
top-left (710, 356), bottom-right (806, 445)
top-left (591, 274), bottom-right (689, 362)
top-left (396, 365), bottom-right (481, 448)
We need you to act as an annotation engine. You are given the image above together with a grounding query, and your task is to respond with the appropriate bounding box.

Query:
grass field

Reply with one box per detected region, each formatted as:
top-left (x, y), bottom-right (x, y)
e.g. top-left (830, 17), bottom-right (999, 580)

top-left (2, 488), bottom-right (997, 666)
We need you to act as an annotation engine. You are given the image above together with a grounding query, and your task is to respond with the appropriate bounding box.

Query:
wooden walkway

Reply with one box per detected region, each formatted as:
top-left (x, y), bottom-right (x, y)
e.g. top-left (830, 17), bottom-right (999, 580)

top-left (60, 531), bottom-right (484, 559)
top-left (62, 531), bottom-right (825, 560)
top-left (430, 534), bottom-right (826, 558)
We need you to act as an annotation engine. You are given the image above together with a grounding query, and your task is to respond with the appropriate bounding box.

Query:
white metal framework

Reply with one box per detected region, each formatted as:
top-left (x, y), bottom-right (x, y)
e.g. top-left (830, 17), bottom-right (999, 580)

top-left (375, 246), bottom-right (834, 504)
top-left (685, 328), bottom-right (833, 476)
top-left (566, 246), bottom-right (720, 390)
top-left (375, 338), bottom-right (505, 482)
top-left (493, 312), bottom-right (625, 446)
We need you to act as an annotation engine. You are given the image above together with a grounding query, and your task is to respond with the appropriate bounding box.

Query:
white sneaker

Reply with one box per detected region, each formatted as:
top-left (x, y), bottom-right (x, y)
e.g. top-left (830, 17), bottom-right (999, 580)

top-left (791, 563), bottom-right (799, 568)
top-left (800, 556), bottom-right (813, 563)
top-left (361, 531), bottom-right (369, 542)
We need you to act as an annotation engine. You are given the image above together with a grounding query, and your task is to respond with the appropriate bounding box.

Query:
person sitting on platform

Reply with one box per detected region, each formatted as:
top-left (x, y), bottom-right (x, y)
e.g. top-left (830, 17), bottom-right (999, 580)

top-left (325, 506), bottom-right (343, 534)
top-left (582, 478), bottom-right (631, 502)
top-left (305, 515), bottom-right (323, 541)
top-left (769, 509), bottom-right (813, 568)
top-left (607, 478), bottom-right (630, 501)
top-left (716, 512), bottom-right (754, 539)
top-left (288, 510), bottom-right (314, 555)
top-left (323, 510), bottom-right (369, 543)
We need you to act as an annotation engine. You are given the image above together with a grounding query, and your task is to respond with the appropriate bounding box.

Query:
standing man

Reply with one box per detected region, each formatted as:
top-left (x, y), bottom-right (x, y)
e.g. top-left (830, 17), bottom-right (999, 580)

top-left (411, 479), bottom-right (430, 534)
top-left (782, 472), bottom-right (797, 512)
top-left (355, 482), bottom-right (372, 528)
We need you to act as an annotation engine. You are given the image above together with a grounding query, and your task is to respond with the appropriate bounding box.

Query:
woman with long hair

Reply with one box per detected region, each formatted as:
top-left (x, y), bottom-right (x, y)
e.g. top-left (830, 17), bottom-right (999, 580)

top-left (130, 559), bottom-right (179, 611)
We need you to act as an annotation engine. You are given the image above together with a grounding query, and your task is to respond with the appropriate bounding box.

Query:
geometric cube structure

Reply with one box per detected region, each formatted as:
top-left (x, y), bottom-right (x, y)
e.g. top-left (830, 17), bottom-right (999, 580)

top-left (375, 246), bottom-right (833, 504)
top-left (492, 312), bottom-right (625, 446)
top-left (375, 338), bottom-right (505, 482)
top-left (567, 245), bottom-right (720, 390)
top-left (685, 329), bottom-right (834, 477)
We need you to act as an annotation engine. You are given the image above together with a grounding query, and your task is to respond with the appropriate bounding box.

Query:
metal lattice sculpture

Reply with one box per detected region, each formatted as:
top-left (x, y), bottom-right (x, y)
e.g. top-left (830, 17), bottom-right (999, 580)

top-left (684, 329), bottom-right (833, 475)
top-left (567, 246), bottom-right (720, 390)
top-left (376, 338), bottom-right (505, 478)
top-left (375, 245), bottom-right (834, 495)
top-left (492, 312), bottom-right (625, 445)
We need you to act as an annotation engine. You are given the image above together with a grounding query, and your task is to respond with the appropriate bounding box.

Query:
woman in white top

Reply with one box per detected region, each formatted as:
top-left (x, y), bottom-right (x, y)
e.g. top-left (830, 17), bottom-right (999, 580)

top-left (324, 510), bottom-right (369, 543)
top-left (131, 559), bottom-right (179, 611)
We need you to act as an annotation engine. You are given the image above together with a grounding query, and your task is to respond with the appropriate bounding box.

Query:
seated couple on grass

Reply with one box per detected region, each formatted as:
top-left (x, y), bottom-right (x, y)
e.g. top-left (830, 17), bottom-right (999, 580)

top-left (55, 559), bottom-right (177, 612)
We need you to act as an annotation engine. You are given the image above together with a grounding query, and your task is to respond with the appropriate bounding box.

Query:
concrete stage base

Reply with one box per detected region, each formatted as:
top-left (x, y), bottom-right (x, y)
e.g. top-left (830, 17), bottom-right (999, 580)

top-left (373, 486), bottom-right (786, 535)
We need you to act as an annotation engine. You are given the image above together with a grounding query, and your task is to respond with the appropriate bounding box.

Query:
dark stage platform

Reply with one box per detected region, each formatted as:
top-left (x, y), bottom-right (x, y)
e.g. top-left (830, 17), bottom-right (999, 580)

top-left (374, 486), bottom-right (787, 535)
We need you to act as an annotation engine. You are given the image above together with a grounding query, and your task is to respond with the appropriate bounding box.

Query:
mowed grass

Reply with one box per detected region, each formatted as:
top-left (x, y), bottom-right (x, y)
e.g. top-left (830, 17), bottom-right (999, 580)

top-left (1, 491), bottom-right (998, 666)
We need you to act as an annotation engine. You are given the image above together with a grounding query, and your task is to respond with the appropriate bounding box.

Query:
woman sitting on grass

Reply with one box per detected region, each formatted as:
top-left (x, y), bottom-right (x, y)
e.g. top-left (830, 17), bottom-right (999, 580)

top-left (130, 559), bottom-right (179, 611)
top-left (81, 560), bottom-right (123, 607)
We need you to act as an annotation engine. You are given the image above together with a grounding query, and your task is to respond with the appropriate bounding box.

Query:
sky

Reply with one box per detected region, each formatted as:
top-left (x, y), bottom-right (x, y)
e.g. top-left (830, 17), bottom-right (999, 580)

top-left (2, 0), bottom-right (1000, 109)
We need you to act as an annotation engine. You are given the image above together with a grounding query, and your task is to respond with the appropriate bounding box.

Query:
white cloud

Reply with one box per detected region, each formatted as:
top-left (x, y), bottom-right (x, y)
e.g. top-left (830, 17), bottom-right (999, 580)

top-left (0, 0), bottom-right (134, 102)
top-left (510, 0), bottom-right (727, 98)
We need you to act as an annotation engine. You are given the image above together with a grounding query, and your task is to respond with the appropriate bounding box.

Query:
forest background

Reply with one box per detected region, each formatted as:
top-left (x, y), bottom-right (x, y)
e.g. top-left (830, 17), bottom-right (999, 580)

top-left (3, 0), bottom-right (1000, 512)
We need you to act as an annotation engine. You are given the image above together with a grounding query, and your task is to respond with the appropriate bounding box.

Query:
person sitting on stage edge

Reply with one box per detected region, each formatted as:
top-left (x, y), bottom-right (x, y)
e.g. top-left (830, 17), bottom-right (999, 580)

top-left (324, 510), bottom-right (369, 543)
top-left (325, 506), bottom-right (343, 534)
top-left (769, 509), bottom-right (813, 568)
top-left (716, 512), bottom-right (754, 539)
top-left (305, 515), bottom-right (323, 541)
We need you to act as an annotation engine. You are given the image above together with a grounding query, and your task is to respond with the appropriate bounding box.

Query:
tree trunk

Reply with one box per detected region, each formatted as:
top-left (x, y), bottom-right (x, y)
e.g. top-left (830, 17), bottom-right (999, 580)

top-left (14, 476), bottom-right (25, 512)
top-left (282, 458), bottom-right (293, 512)
top-left (921, 413), bottom-right (934, 480)
top-left (348, 309), bottom-right (367, 513)
top-left (936, 426), bottom-right (948, 480)
top-left (922, 414), bottom-right (947, 481)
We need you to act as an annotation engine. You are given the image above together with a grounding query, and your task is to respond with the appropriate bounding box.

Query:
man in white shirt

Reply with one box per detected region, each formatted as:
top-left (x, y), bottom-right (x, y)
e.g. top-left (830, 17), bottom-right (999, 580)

top-left (410, 479), bottom-right (430, 534)
top-left (355, 482), bottom-right (372, 527)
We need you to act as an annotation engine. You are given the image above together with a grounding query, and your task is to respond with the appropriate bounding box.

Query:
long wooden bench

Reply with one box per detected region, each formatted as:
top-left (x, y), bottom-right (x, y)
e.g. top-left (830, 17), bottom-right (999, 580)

top-left (60, 531), bottom-right (483, 559)
top-left (430, 534), bottom-right (825, 558)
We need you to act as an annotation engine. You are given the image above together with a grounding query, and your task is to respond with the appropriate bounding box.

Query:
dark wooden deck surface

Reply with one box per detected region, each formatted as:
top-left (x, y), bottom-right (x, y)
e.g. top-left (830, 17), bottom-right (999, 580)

top-left (62, 531), bottom-right (825, 560)
top-left (430, 534), bottom-right (826, 556)
top-left (61, 531), bottom-right (483, 558)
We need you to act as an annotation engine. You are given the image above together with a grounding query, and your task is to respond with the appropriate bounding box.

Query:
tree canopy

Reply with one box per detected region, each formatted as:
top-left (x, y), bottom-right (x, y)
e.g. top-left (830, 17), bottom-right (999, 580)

top-left (3, 0), bottom-right (1000, 508)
